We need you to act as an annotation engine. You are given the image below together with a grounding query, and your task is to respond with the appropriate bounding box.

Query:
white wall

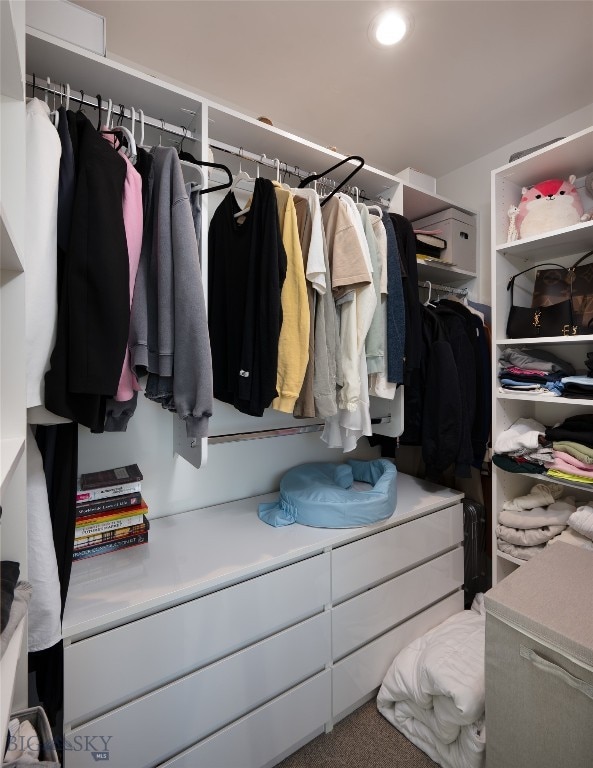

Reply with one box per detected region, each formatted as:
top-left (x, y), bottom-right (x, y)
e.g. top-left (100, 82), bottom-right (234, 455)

top-left (437, 104), bottom-right (593, 304)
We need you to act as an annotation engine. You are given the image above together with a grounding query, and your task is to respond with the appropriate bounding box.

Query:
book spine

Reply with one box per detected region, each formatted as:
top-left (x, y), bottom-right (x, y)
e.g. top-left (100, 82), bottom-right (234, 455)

top-left (76, 481), bottom-right (142, 503)
top-left (75, 513), bottom-right (146, 538)
top-left (74, 521), bottom-right (149, 549)
top-left (72, 532), bottom-right (149, 561)
top-left (80, 464), bottom-right (143, 490)
top-left (76, 492), bottom-right (142, 517)
top-left (74, 502), bottom-right (148, 527)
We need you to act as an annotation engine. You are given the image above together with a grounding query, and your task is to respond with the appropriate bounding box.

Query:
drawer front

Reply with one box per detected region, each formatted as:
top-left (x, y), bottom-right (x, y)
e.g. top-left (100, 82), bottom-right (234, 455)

top-left (65, 552), bottom-right (330, 725)
top-left (159, 670), bottom-right (331, 768)
top-left (64, 612), bottom-right (330, 768)
top-left (332, 592), bottom-right (464, 720)
top-left (332, 547), bottom-right (463, 660)
top-left (332, 503), bottom-right (463, 602)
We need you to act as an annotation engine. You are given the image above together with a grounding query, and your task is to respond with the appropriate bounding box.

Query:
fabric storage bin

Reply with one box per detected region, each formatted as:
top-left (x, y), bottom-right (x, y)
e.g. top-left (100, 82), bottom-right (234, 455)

top-left (412, 207), bottom-right (476, 273)
top-left (3, 706), bottom-right (59, 767)
top-left (484, 543), bottom-right (593, 768)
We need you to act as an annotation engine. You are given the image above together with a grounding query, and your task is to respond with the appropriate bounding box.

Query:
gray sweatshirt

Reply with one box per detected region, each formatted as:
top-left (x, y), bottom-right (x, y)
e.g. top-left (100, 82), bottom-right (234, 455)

top-left (129, 146), bottom-right (212, 438)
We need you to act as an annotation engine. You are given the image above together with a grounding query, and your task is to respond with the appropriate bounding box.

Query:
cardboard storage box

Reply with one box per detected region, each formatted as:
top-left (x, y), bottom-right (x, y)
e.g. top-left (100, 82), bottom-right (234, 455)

top-left (396, 167), bottom-right (436, 193)
top-left (484, 544), bottom-right (593, 768)
top-left (3, 706), bottom-right (59, 767)
top-left (412, 207), bottom-right (476, 273)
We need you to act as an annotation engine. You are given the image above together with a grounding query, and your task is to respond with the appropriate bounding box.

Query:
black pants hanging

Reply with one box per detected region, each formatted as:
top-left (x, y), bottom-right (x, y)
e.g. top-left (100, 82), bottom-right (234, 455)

top-left (29, 422), bottom-right (78, 725)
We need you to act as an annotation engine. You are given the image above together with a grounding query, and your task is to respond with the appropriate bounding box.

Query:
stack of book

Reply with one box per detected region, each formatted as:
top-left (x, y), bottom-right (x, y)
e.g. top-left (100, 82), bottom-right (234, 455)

top-left (414, 229), bottom-right (448, 262)
top-left (74, 464), bottom-right (149, 561)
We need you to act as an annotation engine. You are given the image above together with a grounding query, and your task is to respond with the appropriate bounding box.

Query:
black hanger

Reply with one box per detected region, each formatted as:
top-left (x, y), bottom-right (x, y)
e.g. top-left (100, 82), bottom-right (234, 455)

top-left (96, 94), bottom-right (102, 130)
top-left (78, 89), bottom-right (84, 111)
top-left (298, 155), bottom-right (365, 206)
top-left (178, 149), bottom-right (232, 195)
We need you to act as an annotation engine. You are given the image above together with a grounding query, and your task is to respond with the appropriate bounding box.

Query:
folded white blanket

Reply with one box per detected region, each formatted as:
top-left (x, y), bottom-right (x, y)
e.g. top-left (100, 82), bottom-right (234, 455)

top-left (377, 605), bottom-right (485, 729)
top-left (547, 527), bottom-right (593, 550)
top-left (498, 498), bottom-right (576, 529)
top-left (497, 538), bottom-right (546, 560)
top-left (501, 482), bottom-right (564, 511)
top-left (390, 702), bottom-right (485, 768)
top-left (568, 505), bottom-right (593, 541)
top-left (496, 523), bottom-right (565, 546)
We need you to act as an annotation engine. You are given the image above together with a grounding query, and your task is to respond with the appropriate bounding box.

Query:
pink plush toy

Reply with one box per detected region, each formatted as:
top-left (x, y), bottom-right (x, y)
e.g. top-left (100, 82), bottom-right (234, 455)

top-left (507, 175), bottom-right (591, 241)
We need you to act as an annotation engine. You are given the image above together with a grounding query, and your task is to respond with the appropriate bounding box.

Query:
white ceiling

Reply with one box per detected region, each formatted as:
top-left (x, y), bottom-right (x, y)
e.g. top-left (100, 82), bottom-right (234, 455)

top-left (74, 0), bottom-right (593, 179)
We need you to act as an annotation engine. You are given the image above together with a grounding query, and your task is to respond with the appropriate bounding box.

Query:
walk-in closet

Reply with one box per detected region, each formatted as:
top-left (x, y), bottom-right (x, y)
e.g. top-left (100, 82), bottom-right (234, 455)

top-left (1, 2), bottom-right (592, 767)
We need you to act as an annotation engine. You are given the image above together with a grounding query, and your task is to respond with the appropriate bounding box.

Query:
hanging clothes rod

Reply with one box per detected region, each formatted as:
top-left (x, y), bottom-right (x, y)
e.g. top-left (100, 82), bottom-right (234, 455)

top-left (25, 74), bottom-right (197, 142)
top-left (208, 138), bottom-right (374, 201)
top-left (418, 280), bottom-right (468, 297)
top-left (203, 415), bottom-right (392, 446)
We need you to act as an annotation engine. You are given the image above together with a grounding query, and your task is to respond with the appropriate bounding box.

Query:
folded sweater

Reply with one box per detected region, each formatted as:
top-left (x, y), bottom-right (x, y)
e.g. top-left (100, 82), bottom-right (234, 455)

top-left (493, 418), bottom-right (546, 455)
top-left (501, 482), bottom-right (564, 511)
top-left (553, 441), bottom-right (593, 463)
top-left (496, 523), bottom-right (565, 546)
top-left (498, 498), bottom-right (576, 529)
top-left (497, 539), bottom-right (546, 560)
top-left (568, 505), bottom-right (593, 541)
top-left (547, 527), bottom-right (593, 550)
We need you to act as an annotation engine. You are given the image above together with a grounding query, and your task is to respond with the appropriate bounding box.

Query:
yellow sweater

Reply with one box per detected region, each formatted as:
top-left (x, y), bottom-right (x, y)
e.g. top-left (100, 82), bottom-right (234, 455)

top-left (271, 182), bottom-right (310, 412)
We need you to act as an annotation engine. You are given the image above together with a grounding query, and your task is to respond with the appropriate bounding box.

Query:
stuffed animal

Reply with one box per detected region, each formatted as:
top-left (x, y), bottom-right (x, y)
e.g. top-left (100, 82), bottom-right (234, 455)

top-left (507, 175), bottom-right (591, 241)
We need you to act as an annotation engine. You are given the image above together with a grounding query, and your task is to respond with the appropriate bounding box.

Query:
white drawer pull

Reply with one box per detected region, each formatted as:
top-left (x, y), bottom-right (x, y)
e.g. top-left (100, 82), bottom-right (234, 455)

top-left (520, 645), bottom-right (593, 701)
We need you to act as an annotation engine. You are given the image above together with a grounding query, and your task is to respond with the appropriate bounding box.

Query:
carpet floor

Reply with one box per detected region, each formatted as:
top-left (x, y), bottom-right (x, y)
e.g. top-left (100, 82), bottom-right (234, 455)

top-left (276, 699), bottom-right (438, 767)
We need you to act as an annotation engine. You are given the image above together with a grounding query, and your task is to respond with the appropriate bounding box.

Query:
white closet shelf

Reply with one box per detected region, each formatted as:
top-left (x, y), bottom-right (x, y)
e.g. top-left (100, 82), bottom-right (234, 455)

top-left (400, 183), bottom-right (476, 223)
top-left (417, 260), bottom-right (476, 285)
top-left (1, 211), bottom-right (24, 273)
top-left (493, 127), bottom-right (593, 186)
top-left (0, 437), bottom-right (25, 495)
top-left (208, 104), bottom-right (398, 202)
top-left (495, 334), bottom-right (593, 346)
top-left (496, 551), bottom-right (526, 567)
top-left (513, 471), bottom-right (593, 495)
top-left (496, 393), bottom-right (593, 407)
top-left (495, 220), bottom-right (593, 259)
top-left (26, 28), bottom-right (204, 133)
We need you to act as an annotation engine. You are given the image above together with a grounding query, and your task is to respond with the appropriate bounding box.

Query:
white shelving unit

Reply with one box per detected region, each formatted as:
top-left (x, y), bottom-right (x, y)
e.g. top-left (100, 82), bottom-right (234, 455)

top-left (491, 126), bottom-right (593, 584)
top-left (0, 0), bottom-right (28, 748)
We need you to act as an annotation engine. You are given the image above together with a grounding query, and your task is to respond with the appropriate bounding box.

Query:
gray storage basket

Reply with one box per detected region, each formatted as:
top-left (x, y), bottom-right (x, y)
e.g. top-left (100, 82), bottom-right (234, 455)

top-left (3, 706), bottom-right (59, 767)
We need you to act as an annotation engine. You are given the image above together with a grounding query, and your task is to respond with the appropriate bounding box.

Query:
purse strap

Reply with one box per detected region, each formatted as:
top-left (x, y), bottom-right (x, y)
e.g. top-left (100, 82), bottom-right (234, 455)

top-left (507, 263), bottom-right (571, 304)
top-left (570, 249), bottom-right (593, 271)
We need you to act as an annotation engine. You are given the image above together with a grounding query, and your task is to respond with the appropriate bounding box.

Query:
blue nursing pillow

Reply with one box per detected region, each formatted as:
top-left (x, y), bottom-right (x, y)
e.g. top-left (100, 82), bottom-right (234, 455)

top-left (258, 459), bottom-right (397, 528)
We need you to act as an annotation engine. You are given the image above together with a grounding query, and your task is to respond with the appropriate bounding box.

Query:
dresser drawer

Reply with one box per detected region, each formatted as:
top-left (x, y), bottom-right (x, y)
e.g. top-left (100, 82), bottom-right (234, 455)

top-left (332, 503), bottom-right (463, 602)
top-left (159, 670), bottom-right (331, 768)
top-left (64, 611), bottom-right (330, 768)
top-left (332, 591), bottom-right (464, 720)
top-left (65, 552), bottom-right (329, 726)
top-left (332, 547), bottom-right (463, 660)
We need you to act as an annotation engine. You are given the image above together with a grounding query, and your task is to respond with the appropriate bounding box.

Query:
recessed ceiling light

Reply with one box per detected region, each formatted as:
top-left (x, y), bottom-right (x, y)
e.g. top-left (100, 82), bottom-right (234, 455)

top-left (369, 9), bottom-right (412, 47)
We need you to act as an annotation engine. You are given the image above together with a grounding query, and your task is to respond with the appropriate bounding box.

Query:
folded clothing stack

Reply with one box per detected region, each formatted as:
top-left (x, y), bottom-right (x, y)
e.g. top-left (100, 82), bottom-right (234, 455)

top-left (377, 596), bottom-right (486, 768)
top-left (495, 483), bottom-right (575, 560)
top-left (497, 347), bottom-right (574, 396)
top-left (545, 414), bottom-right (593, 484)
top-left (559, 375), bottom-right (593, 399)
top-left (492, 417), bottom-right (550, 474)
top-left (548, 503), bottom-right (593, 551)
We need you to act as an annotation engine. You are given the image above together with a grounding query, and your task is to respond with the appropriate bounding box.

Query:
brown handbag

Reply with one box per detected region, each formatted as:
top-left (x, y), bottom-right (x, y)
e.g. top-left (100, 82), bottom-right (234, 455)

top-left (532, 249), bottom-right (593, 332)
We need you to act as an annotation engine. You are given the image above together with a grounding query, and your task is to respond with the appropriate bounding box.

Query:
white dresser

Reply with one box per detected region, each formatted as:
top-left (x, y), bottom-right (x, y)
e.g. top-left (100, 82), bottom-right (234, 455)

top-left (62, 473), bottom-right (464, 768)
